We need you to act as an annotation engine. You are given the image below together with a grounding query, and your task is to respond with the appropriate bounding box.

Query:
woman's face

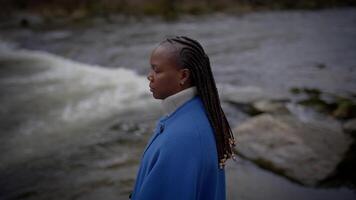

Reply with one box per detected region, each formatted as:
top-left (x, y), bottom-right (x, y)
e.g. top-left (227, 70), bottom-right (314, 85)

top-left (147, 45), bottom-right (183, 99)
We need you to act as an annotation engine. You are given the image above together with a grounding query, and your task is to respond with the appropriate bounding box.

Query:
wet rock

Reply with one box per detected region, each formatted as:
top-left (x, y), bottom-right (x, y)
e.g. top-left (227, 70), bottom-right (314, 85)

top-left (332, 99), bottom-right (356, 119)
top-left (252, 100), bottom-right (290, 114)
top-left (290, 87), bottom-right (321, 96)
top-left (343, 118), bottom-right (356, 137)
top-left (316, 63), bottom-right (326, 69)
top-left (290, 87), bottom-right (356, 120)
top-left (226, 102), bottom-right (263, 116)
top-left (233, 113), bottom-right (351, 186)
top-left (219, 85), bottom-right (289, 116)
top-left (219, 85), bottom-right (288, 104)
top-left (17, 13), bottom-right (44, 28)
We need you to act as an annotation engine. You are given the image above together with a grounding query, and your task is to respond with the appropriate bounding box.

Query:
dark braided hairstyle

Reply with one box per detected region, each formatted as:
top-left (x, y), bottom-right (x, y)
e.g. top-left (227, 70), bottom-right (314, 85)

top-left (160, 36), bottom-right (236, 169)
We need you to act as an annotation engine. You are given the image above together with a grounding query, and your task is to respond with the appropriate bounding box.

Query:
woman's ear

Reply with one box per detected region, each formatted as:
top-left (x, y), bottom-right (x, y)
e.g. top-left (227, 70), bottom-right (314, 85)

top-left (180, 68), bottom-right (191, 86)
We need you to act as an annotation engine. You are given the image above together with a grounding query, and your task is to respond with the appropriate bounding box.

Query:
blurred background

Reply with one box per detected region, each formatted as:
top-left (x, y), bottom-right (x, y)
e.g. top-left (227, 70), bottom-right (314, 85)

top-left (0, 0), bottom-right (356, 200)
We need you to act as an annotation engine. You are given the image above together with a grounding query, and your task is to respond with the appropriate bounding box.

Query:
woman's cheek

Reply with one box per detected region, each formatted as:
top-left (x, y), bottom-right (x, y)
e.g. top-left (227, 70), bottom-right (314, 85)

top-left (156, 73), bottom-right (165, 82)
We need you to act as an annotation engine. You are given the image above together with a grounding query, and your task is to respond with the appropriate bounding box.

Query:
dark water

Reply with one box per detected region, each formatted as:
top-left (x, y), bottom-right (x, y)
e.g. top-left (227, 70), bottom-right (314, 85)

top-left (0, 8), bottom-right (356, 200)
top-left (1, 8), bottom-right (356, 96)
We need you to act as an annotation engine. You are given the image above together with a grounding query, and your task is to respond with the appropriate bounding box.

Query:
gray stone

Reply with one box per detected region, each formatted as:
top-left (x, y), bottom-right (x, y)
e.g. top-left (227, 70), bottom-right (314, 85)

top-left (253, 100), bottom-right (290, 114)
top-left (343, 118), bottom-right (356, 136)
top-left (233, 114), bottom-right (351, 186)
top-left (218, 85), bottom-right (288, 104)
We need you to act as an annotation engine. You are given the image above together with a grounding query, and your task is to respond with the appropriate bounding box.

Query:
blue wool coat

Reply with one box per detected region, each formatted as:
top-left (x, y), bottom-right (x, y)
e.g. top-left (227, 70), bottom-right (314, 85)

top-left (130, 96), bottom-right (226, 200)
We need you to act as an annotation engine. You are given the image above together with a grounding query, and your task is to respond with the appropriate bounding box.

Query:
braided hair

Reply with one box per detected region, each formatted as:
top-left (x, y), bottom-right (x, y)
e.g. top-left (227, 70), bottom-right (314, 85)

top-left (160, 36), bottom-right (236, 169)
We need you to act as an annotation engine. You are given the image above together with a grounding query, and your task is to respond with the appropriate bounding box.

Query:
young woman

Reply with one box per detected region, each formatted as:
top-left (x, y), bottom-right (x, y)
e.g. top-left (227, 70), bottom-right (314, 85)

top-left (130, 36), bottom-right (236, 200)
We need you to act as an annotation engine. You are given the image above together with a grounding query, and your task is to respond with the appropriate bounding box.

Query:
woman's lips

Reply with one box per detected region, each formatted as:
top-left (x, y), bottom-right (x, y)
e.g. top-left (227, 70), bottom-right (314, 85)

top-left (149, 83), bottom-right (154, 92)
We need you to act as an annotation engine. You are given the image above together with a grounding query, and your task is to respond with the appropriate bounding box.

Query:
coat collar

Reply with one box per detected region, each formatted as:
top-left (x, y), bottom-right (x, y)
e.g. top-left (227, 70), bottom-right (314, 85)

top-left (161, 86), bottom-right (197, 117)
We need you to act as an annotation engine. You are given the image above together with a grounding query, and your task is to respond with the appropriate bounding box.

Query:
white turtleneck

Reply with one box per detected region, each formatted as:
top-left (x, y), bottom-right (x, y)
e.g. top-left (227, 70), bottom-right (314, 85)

top-left (161, 86), bottom-right (198, 117)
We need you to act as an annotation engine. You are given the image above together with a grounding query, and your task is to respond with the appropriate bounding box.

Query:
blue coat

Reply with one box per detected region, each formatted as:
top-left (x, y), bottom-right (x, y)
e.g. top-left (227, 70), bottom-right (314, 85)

top-left (131, 96), bottom-right (226, 200)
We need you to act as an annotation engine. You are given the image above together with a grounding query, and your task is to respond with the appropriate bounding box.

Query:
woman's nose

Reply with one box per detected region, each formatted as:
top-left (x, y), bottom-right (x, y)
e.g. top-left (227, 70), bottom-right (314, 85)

top-left (147, 70), bottom-right (154, 81)
top-left (147, 73), bottom-right (153, 82)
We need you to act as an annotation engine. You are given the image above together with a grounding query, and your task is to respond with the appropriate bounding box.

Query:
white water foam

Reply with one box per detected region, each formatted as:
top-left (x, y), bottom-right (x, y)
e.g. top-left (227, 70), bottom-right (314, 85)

top-left (0, 48), bottom-right (159, 166)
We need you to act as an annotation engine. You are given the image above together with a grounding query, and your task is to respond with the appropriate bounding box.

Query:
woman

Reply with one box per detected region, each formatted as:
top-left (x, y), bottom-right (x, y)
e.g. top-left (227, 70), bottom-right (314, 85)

top-left (130, 36), bottom-right (236, 200)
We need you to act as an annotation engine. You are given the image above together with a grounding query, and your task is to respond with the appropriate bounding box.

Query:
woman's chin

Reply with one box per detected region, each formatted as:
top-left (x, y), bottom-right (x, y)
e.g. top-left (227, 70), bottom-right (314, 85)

top-left (151, 92), bottom-right (164, 100)
top-left (151, 92), bottom-right (158, 99)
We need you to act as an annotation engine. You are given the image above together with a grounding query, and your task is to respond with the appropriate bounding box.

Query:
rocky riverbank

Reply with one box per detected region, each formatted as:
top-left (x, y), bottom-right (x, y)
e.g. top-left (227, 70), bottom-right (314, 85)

top-left (1, 0), bottom-right (356, 28)
top-left (222, 86), bottom-right (356, 187)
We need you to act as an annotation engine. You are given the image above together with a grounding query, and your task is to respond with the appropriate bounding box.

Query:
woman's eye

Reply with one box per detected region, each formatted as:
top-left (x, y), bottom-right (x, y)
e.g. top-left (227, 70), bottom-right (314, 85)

top-left (151, 68), bottom-right (158, 73)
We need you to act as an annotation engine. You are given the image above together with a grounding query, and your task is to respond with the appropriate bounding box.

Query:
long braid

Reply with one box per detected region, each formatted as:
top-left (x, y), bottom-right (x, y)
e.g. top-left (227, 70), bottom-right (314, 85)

top-left (162, 36), bottom-right (236, 169)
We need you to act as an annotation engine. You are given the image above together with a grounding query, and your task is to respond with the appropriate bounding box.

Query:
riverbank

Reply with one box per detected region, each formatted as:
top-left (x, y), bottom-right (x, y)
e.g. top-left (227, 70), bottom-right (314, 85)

top-left (1, 0), bottom-right (356, 26)
top-left (222, 86), bottom-right (356, 187)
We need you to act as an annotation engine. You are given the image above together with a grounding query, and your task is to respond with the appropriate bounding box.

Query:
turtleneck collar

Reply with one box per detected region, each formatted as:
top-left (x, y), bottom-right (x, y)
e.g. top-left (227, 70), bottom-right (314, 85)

top-left (161, 86), bottom-right (197, 117)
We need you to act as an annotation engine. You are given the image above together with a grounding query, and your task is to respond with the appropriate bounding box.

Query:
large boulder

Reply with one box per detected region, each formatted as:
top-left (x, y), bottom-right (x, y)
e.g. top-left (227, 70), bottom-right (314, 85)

top-left (233, 114), bottom-right (352, 186)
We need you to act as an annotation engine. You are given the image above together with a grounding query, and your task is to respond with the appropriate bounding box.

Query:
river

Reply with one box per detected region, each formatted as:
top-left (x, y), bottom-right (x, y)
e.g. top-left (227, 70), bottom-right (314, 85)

top-left (0, 8), bottom-right (355, 200)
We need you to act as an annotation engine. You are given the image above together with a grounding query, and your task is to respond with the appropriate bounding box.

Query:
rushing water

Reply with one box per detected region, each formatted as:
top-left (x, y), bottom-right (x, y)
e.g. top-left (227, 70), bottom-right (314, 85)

top-left (0, 8), bottom-right (356, 200)
top-left (1, 8), bottom-right (356, 96)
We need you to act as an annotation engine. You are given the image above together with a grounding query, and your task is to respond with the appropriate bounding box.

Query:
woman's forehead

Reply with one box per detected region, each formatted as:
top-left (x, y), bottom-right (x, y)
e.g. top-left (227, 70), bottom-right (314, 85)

top-left (151, 45), bottom-right (180, 66)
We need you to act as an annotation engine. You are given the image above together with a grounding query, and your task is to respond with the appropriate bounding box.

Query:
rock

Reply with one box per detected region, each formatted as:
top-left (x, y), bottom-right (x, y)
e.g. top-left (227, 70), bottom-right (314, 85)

top-left (218, 85), bottom-right (288, 104)
top-left (332, 99), bottom-right (356, 119)
top-left (316, 63), bottom-right (326, 69)
top-left (16, 13), bottom-right (44, 28)
top-left (343, 118), bottom-right (356, 137)
top-left (291, 87), bottom-right (356, 120)
top-left (252, 100), bottom-right (290, 114)
top-left (218, 85), bottom-right (290, 116)
top-left (233, 114), bottom-right (351, 186)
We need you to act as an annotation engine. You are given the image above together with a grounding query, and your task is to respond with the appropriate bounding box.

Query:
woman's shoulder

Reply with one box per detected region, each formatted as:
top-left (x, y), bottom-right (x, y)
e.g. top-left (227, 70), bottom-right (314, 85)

top-left (171, 96), bottom-right (208, 121)
top-left (163, 97), bottom-right (214, 142)
top-left (167, 97), bottom-right (210, 129)
top-left (159, 96), bottom-right (218, 163)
